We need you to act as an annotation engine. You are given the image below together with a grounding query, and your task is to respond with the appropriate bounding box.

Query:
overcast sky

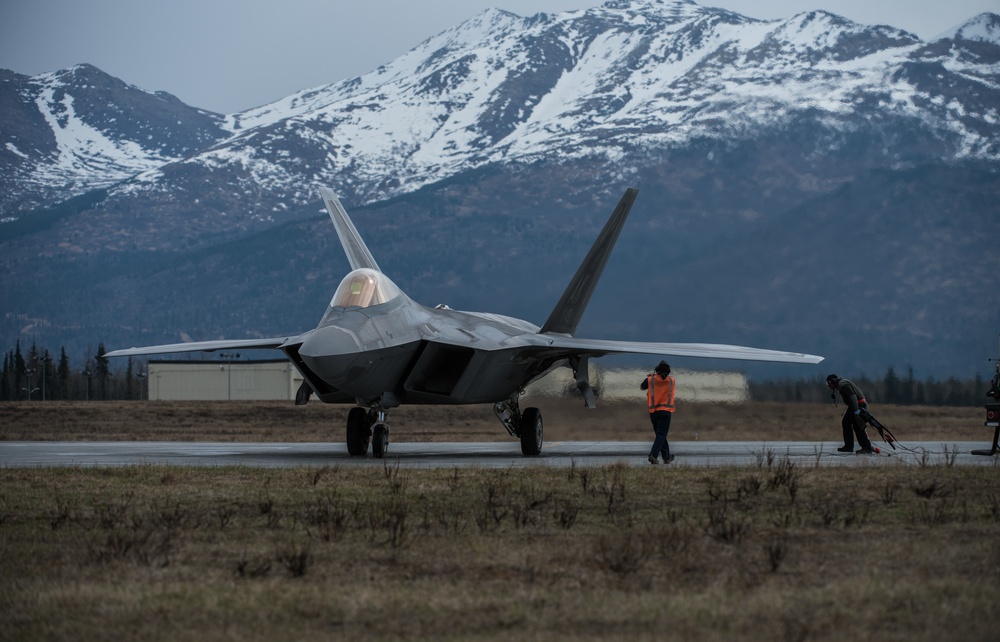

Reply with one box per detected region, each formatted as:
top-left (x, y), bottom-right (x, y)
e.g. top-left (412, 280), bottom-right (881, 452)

top-left (1, 0), bottom-right (996, 113)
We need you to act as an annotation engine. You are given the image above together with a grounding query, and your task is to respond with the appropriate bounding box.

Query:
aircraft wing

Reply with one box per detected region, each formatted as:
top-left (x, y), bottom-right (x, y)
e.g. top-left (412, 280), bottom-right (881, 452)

top-left (104, 336), bottom-right (296, 358)
top-left (527, 335), bottom-right (824, 364)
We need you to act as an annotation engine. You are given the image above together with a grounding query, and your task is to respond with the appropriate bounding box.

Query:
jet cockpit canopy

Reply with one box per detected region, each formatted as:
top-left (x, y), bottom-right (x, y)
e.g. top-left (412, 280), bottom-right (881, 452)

top-left (330, 268), bottom-right (402, 309)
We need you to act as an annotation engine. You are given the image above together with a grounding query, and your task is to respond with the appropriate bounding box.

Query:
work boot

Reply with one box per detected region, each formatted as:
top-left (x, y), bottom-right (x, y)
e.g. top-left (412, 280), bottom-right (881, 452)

top-left (648, 455), bottom-right (659, 465)
top-left (836, 445), bottom-right (854, 453)
top-left (856, 447), bottom-right (874, 455)
top-left (664, 454), bottom-right (676, 464)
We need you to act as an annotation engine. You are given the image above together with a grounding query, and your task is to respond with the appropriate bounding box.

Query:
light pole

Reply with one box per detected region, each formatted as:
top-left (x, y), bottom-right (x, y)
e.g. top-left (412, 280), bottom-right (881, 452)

top-left (82, 368), bottom-right (92, 401)
top-left (23, 368), bottom-right (36, 401)
top-left (136, 369), bottom-right (147, 401)
top-left (219, 352), bottom-right (240, 400)
top-left (40, 355), bottom-right (51, 401)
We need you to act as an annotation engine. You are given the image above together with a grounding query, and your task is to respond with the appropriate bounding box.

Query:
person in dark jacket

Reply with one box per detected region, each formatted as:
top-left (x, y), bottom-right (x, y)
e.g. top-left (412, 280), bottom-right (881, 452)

top-left (826, 374), bottom-right (875, 454)
top-left (640, 360), bottom-right (676, 464)
top-left (988, 361), bottom-right (1000, 399)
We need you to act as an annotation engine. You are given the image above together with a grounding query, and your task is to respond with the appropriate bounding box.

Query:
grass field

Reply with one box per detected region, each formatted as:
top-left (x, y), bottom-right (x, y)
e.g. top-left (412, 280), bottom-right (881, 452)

top-left (1, 462), bottom-right (998, 641)
top-left (1, 400), bottom-right (997, 640)
top-left (0, 397), bottom-right (989, 444)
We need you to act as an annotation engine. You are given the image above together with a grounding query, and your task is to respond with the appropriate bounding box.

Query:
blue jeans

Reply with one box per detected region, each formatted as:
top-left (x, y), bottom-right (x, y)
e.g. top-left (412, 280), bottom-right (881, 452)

top-left (649, 411), bottom-right (673, 459)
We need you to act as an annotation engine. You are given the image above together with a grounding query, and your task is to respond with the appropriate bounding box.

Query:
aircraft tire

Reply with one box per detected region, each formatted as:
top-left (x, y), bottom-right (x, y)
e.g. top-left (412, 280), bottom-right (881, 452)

top-left (372, 423), bottom-right (389, 459)
top-left (346, 407), bottom-right (370, 456)
top-left (520, 407), bottom-right (543, 456)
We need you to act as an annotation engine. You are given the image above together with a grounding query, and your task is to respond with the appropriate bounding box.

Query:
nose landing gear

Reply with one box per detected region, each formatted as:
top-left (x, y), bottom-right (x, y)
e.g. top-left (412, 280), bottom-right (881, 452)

top-left (345, 406), bottom-right (390, 458)
top-left (372, 421), bottom-right (389, 459)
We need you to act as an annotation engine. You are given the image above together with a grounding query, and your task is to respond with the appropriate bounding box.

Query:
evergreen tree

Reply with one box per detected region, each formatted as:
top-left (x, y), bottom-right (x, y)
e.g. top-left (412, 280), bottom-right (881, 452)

top-left (39, 350), bottom-right (53, 401)
top-left (95, 343), bottom-right (109, 400)
top-left (884, 366), bottom-right (900, 404)
top-left (902, 365), bottom-right (916, 405)
top-left (1, 352), bottom-right (9, 400)
top-left (125, 358), bottom-right (135, 400)
top-left (14, 341), bottom-right (25, 372)
top-left (22, 344), bottom-right (37, 400)
top-left (945, 377), bottom-right (961, 406)
top-left (13, 341), bottom-right (25, 398)
top-left (82, 356), bottom-right (94, 402)
top-left (58, 348), bottom-right (70, 400)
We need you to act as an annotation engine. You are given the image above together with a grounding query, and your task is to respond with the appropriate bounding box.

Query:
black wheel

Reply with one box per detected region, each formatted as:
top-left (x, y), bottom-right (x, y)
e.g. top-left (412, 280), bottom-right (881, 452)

top-left (346, 407), bottom-right (370, 456)
top-left (372, 423), bottom-right (389, 459)
top-left (519, 407), bottom-right (543, 456)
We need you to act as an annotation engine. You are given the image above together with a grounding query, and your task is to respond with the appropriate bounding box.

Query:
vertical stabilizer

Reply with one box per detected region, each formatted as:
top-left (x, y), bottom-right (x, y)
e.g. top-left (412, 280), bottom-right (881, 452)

top-left (319, 187), bottom-right (381, 272)
top-left (539, 188), bottom-right (638, 335)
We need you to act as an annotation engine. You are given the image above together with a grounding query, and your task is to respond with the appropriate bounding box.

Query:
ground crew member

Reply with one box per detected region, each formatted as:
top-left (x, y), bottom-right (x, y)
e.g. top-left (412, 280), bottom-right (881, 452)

top-left (641, 361), bottom-right (676, 464)
top-left (826, 374), bottom-right (876, 454)
top-left (988, 361), bottom-right (1000, 399)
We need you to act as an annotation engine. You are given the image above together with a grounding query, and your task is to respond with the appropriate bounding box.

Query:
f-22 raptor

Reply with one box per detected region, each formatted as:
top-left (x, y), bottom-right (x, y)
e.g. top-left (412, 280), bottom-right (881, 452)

top-left (107, 188), bottom-right (823, 457)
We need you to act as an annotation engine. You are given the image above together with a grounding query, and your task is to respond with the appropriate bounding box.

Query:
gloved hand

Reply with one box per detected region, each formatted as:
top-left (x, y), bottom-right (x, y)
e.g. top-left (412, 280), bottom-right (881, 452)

top-left (853, 409), bottom-right (861, 415)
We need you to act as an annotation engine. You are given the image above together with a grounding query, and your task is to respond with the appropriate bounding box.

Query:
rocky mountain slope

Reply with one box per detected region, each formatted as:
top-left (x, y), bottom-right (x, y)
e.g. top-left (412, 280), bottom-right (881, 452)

top-left (0, 64), bottom-right (230, 217)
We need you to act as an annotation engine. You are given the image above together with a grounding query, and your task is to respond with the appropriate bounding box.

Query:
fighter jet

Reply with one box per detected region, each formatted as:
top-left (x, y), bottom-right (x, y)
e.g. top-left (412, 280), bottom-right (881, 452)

top-left (107, 187), bottom-right (822, 457)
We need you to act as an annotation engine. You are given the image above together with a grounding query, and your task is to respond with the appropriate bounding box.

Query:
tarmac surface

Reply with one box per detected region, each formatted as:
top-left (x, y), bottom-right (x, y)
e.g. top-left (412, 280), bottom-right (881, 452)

top-left (1, 440), bottom-right (997, 468)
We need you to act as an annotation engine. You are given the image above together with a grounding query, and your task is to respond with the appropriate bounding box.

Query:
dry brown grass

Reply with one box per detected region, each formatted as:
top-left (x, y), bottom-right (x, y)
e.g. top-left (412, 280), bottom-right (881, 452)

top-left (0, 398), bottom-right (988, 444)
top-left (0, 463), bottom-right (997, 641)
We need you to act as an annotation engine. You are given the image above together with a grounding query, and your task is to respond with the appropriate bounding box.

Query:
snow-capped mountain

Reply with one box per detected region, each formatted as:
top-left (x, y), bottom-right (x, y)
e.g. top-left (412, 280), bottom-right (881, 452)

top-left (0, 64), bottom-right (230, 218)
top-left (937, 10), bottom-right (1000, 42)
top-left (3, 0), bottom-right (998, 224)
top-left (139, 0), bottom-right (997, 212)
top-left (1, 0), bottom-right (998, 377)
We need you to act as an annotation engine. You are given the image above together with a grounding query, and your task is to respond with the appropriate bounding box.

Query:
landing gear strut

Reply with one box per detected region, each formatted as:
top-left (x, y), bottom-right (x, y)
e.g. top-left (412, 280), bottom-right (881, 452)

top-left (371, 408), bottom-right (389, 459)
top-left (493, 394), bottom-right (543, 456)
top-left (345, 406), bottom-right (390, 458)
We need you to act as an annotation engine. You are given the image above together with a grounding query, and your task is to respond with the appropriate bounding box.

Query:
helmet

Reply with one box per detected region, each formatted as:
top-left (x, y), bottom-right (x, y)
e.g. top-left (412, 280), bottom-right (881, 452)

top-left (826, 374), bottom-right (839, 385)
top-left (655, 360), bottom-right (671, 376)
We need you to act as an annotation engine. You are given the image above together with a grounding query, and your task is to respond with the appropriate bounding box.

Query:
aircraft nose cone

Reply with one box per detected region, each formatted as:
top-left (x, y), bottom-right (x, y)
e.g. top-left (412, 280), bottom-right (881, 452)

top-left (297, 325), bottom-right (368, 389)
top-left (298, 325), bottom-right (363, 360)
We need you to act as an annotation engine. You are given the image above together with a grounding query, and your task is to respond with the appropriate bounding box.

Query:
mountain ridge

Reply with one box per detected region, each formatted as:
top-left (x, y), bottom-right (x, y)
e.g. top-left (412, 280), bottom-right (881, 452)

top-left (3, 2), bottom-right (997, 223)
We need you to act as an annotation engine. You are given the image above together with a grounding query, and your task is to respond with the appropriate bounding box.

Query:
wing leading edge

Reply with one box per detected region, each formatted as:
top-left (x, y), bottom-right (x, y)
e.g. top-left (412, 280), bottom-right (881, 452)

top-left (524, 335), bottom-right (824, 365)
top-left (103, 336), bottom-right (296, 358)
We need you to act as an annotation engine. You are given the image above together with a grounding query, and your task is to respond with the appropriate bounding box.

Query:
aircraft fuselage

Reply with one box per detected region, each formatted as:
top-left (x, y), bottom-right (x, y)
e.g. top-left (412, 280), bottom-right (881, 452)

top-left (288, 294), bottom-right (556, 407)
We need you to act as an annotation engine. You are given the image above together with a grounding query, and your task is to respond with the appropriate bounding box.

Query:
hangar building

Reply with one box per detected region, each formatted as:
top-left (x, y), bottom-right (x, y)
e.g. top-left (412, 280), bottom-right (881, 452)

top-left (147, 360), bottom-right (303, 401)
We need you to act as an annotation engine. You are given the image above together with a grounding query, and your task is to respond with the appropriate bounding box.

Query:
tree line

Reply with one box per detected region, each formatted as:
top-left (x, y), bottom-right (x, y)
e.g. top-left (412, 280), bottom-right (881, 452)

top-left (3, 340), bottom-right (996, 407)
top-left (749, 365), bottom-right (995, 407)
top-left (1, 341), bottom-right (145, 401)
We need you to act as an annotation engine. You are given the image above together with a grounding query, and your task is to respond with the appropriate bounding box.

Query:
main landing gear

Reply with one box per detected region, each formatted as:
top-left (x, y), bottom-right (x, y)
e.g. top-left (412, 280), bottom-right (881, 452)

top-left (346, 395), bottom-right (543, 458)
top-left (346, 406), bottom-right (390, 458)
top-left (494, 394), bottom-right (543, 456)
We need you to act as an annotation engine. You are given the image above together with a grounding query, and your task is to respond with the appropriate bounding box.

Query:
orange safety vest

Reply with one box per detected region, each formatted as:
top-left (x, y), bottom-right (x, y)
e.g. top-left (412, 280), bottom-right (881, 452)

top-left (646, 374), bottom-right (676, 413)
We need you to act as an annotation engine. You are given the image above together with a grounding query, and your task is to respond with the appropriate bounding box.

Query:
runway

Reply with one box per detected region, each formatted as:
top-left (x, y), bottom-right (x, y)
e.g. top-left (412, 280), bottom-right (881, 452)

top-left (1, 440), bottom-right (996, 468)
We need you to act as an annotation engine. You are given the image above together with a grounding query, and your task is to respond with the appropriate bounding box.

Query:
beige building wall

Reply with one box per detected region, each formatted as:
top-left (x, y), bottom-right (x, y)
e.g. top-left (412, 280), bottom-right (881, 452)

top-left (525, 366), bottom-right (748, 403)
top-left (147, 361), bottom-right (303, 401)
